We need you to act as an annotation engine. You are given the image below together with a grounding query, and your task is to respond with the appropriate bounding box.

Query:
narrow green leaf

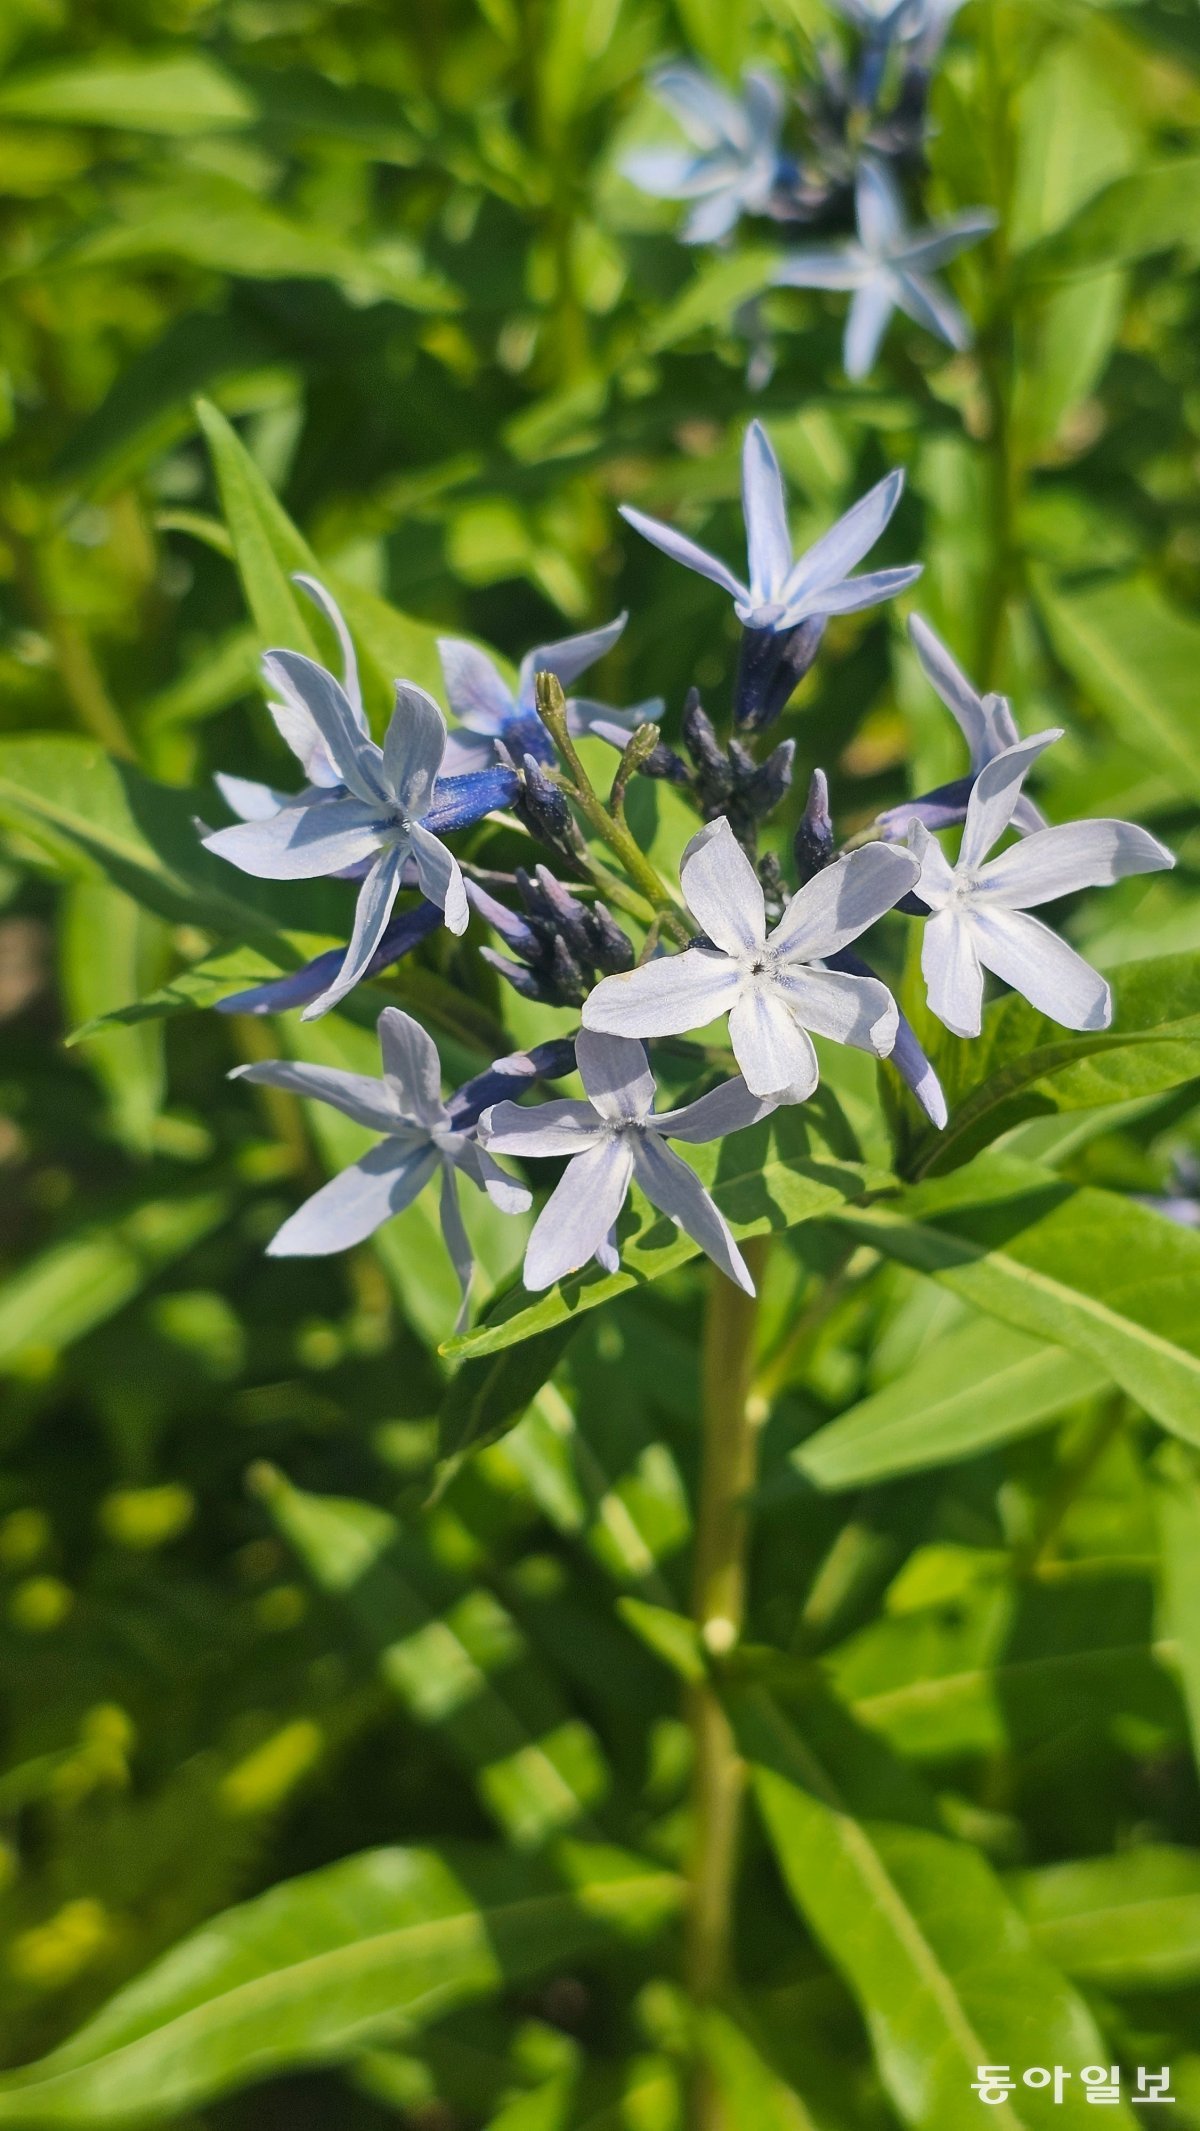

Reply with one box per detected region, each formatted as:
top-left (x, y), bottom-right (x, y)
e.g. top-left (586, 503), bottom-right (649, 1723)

top-left (910, 951), bottom-right (1200, 1179)
top-left (1155, 1471), bottom-right (1200, 1772)
top-left (445, 1111), bottom-right (886, 1362)
top-left (1010, 1848), bottom-right (1200, 1991)
top-left (834, 1160), bottom-right (1200, 1445)
top-left (0, 1194), bottom-right (229, 1373)
top-left (795, 1320), bottom-right (1108, 1490)
top-left (0, 1842), bottom-right (680, 2127)
top-left (733, 1679), bottom-right (1137, 2131)
top-left (60, 881), bottom-right (165, 1152)
top-left (437, 1322), bottom-right (581, 1477)
top-left (0, 732), bottom-right (339, 939)
top-left (1034, 570), bottom-right (1200, 802)
top-left (197, 397), bottom-right (447, 705)
top-left (0, 53), bottom-right (255, 132)
top-left (698, 2010), bottom-right (820, 2131)
top-left (616, 1598), bottom-right (705, 1684)
top-left (1026, 157), bottom-right (1200, 278)
top-left (259, 1468), bottom-right (613, 1849)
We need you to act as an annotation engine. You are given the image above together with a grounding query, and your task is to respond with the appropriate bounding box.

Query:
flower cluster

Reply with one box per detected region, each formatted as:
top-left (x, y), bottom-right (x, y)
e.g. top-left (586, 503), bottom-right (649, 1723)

top-left (208, 420), bottom-right (1173, 1318)
top-left (622, 5), bottom-right (993, 381)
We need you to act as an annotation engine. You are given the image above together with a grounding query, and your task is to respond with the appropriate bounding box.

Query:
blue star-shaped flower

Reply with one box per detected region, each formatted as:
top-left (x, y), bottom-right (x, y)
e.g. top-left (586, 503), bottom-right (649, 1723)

top-left (773, 159), bottom-right (995, 379)
top-left (204, 648), bottom-right (516, 1020)
top-left (622, 65), bottom-right (790, 244)
top-left (436, 614), bottom-right (659, 777)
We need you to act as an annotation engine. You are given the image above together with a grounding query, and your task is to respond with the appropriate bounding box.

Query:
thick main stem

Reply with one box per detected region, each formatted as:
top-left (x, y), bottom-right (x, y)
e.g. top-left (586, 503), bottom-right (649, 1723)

top-left (685, 1240), bottom-right (768, 2131)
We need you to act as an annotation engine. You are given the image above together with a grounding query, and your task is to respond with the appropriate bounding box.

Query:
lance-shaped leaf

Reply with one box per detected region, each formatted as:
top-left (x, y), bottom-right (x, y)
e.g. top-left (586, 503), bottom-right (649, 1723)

top-left (909, 949), bottom-right (1200, 1180)
top-left (197, 398), bottom-right (446, 705)
top-left (1034, 569), bottom-right (1200, 805)
top-left (794, 1317), bottom-right (1108, 1489)
top-left (731, 1677), bottom-right (1137, 2131)
top-left (0, 1841), bottom-right (680, 2127)
top-left (258, 1468), bottom-right (612, 1850)
top-left (1009, 1848), bottom-right (1200, 1993)
top-left (0, 734), bottom-right (342, 940)
top-left (832, 1158), bottom-right (1200, 1444)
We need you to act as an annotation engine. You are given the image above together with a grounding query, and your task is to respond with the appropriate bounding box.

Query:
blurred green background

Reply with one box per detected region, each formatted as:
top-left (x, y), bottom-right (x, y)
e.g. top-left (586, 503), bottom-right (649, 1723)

top-left (2, 0), bottom-right (1200, 2126)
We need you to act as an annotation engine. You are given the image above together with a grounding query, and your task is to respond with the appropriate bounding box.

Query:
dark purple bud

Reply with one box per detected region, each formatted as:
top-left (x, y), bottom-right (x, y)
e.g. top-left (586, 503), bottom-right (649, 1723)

top-left (583, 901), bottom-right (635, 974)
top-left (465, 878), bottom-right (540, 955)
top-left (516, 752), bottom-right (574, 854)
top-left (640, 741), bottom-right (692, 786)
top-left (448, 1037), bottom-right (576, 1129)
top-left (735, 616), bottom-right (826, 732)
top-left (793, 768), bottom-right (836, 884)
top-left (681, 691), bottom-right (731, 791)
top-left (745, 737), bottom-right (795, 820)
top-left (479, 948), bottom-right (546, 1001)
top-left (550, 933), bottom-right (588, 1007)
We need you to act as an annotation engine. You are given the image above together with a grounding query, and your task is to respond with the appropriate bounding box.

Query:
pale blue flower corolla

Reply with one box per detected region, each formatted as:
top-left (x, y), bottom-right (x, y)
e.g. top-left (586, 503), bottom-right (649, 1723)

top-left (480, 1030), bottom-right (775, 1295)
top-left (231, 1008), bottom-right (533, 1326)
top-left (437, 615), bottom-right (659, 777)
top-left (911, 733), bottom-right (1175, 1039)
top-left (773, 160), bottom-right (995, 379)
top-left (582, 815), bottom-right (919, 1100)
top-left (623, 66), bottom-right (789, 245)
top-left (620, 420), bottom-right (920, 637)
top-left (203, 648), bottom-right (517, 1020)
top-left (877, 615), bottom-right (1047, 841)
top-left (215, 575), bottom-right (370, 827)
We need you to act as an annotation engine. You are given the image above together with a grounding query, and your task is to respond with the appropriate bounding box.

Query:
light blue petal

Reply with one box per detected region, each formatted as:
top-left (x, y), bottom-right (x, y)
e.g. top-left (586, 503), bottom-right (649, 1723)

top-left (203, 795), bottom-right (384, 880)
top-left (742, 422), bottom-right (793, 605)
top-left (301, 842), bottom-right (407, 1021)
top-left (845, 276), bottom-right (897, 379)
top-left (266, 1139), bottom-right (440, 1255)
top-left (517, 614), bottom-right (627, 708)
top-left (894, 269), bottom-right (971, 351)
top-left (213, 772), bottom-right (290, 822)
top-left (231, 1057), bottom-right (406, 1134)
top-left (382, 681), bottom-right (449, 816)
top-left (293, 575), bottom-right (366, 729)
top-left (523, 1137), bottom-right (635, 1291)
top-left (437, 639), bottom-right (514, 734)
top-left (856, 159), bottom-right (907, 255)
top-left (619, 505), bottom-right (749, 604)
top-left (575, 1031), bottom-right (656, 1122)
top-left (377, 1007), bottom-right (448, 1129)
top-left (263, 649), bottom-right (389, 807)
top-left (632, 1133), bottom-right (755, 1294)
top-left (408, 821), bottom-right (468, 935)
top-left (780, 469), bottom-right (905, 612)
top-left (439, 1166), bottom-right (475, 1328)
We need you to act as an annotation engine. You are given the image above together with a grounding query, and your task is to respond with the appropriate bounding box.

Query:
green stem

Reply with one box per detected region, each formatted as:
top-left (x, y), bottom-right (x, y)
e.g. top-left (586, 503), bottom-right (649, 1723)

top-left (535, 673), bottom-right (689, 938)
top-left (685, 1239), bottom-right (768, 2131)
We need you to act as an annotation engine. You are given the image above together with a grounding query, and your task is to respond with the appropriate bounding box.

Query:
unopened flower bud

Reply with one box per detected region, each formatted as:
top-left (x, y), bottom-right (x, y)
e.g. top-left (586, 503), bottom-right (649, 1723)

top-left (735, 615), bottom-right (826, 732)
top-left (793, 768), bottom-right (836, 884)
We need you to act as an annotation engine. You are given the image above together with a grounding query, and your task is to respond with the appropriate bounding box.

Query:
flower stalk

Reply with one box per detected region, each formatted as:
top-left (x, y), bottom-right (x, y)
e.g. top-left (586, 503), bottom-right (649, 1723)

top-left (535, 671), bottom-right (690, 938)
top-left (685, 1237), bottom-right (769, 2131)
